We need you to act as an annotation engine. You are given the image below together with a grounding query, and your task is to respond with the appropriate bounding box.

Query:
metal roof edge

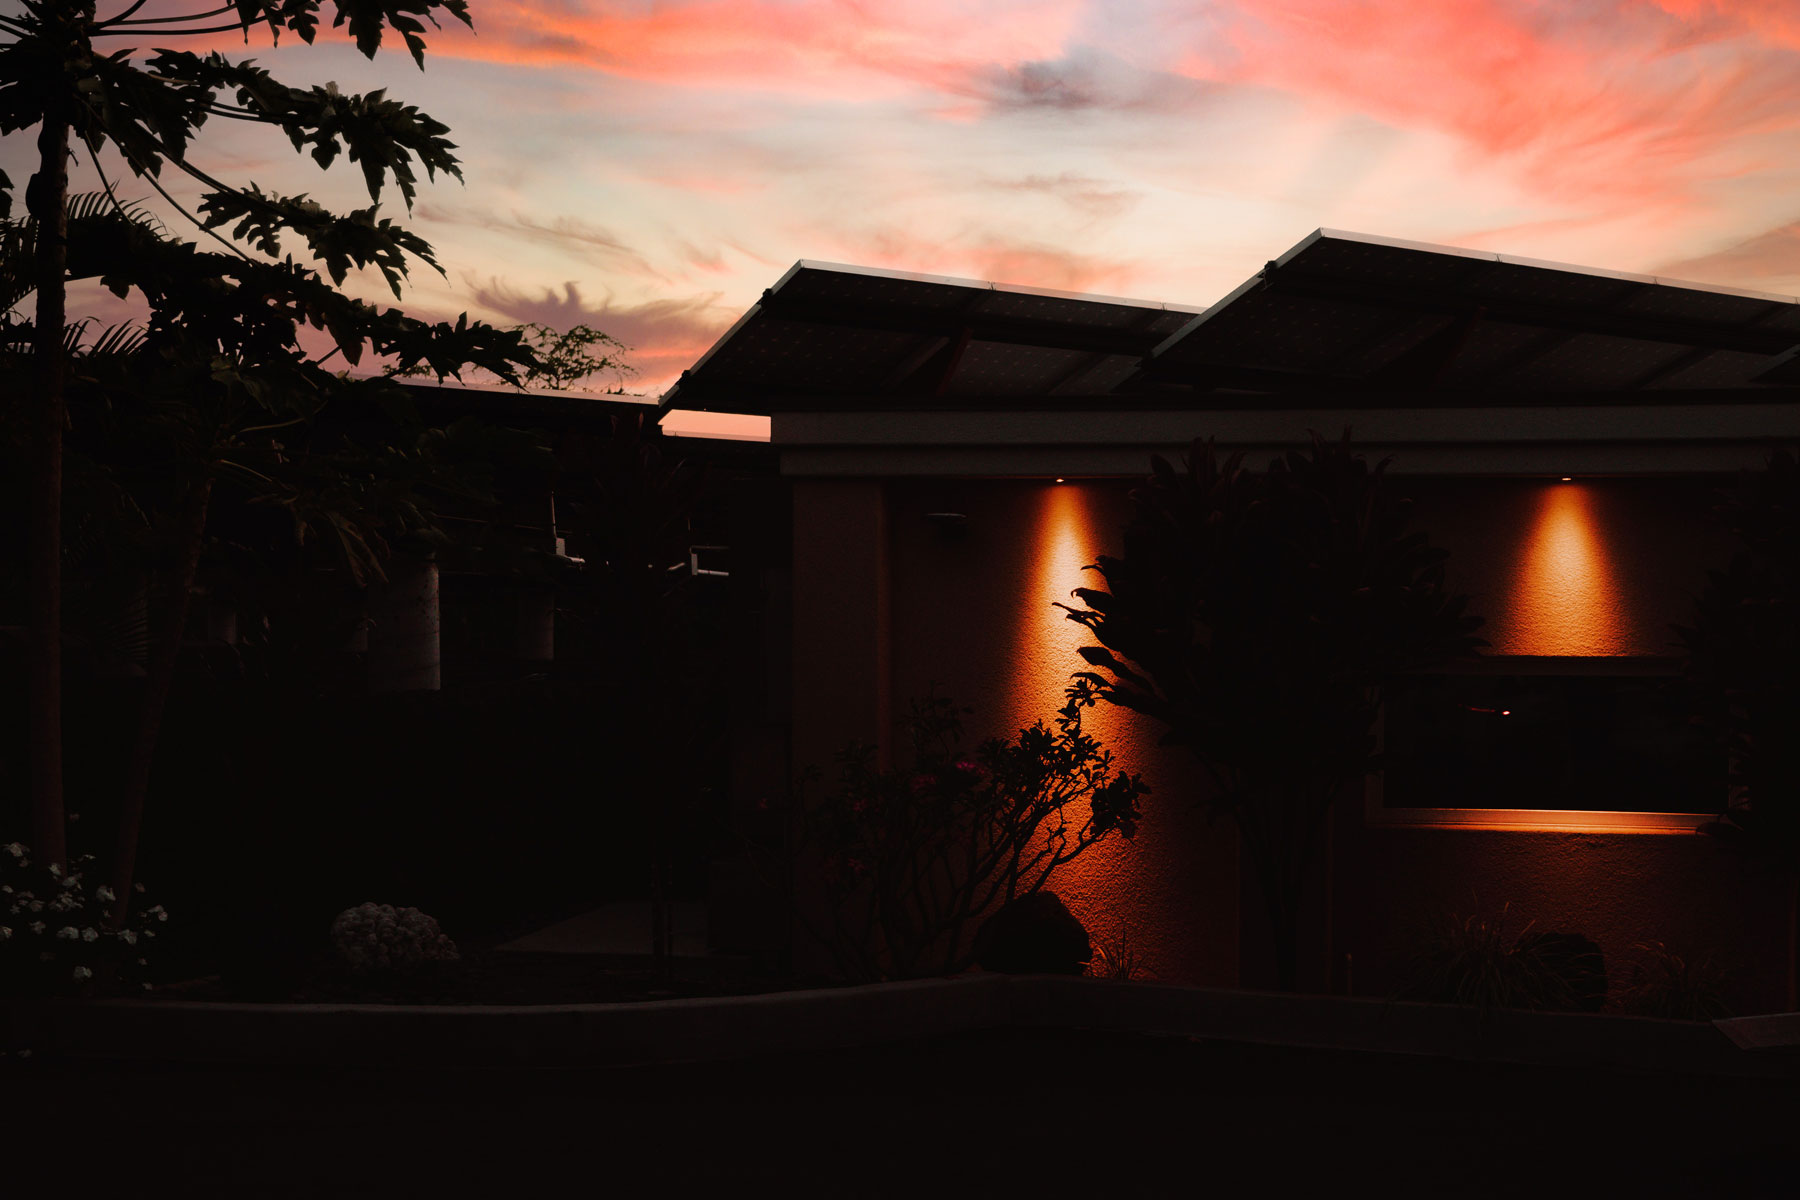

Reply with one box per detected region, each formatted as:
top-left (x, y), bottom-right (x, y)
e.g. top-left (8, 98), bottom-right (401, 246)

top-left (787, 258), bottom-right (1198, 313)
top-left (661, 261), bottom-right (810, 411)
top-left (1148, 270), bottom-right (1266, 357)
top-left (1299, 228), bottom-right (1498, 266)
top-left (1648, 275), bottom-right (1800, 306)
top-left (1305, 228), bottom-right (1800, 305)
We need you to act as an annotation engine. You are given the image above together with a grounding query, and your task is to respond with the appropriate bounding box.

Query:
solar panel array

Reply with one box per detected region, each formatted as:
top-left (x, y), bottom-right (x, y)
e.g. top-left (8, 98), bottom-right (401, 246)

top-left (665, 261), bottom-right (1198, 411)
top-left (665, 235), bottom-right (1800, 412)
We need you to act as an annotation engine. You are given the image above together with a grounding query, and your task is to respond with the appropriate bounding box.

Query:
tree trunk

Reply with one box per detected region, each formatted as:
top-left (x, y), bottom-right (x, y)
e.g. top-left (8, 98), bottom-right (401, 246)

top-left (1788, 872), bottom-right (1798, 1014)
top-left (1264, 867), bottom-right (1301, 993)
top-left (109, 479), bottom-right (214, 929)
top-left (367, 553), bottom-right (441, 692)
top-left (27, 103), bottom-right (70, 870)
top-left (515, 587), bottom-right (554, 663)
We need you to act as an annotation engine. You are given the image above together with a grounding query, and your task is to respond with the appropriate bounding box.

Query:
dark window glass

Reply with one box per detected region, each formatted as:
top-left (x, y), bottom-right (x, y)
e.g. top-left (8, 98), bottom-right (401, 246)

top-left (1381, 668), bottom-right (1723, 813)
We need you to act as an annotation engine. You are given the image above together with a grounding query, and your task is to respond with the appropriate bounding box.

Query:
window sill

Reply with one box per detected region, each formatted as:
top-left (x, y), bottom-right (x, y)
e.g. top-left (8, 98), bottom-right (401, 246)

top-left (1366, 804), bottom-right (1709, 834)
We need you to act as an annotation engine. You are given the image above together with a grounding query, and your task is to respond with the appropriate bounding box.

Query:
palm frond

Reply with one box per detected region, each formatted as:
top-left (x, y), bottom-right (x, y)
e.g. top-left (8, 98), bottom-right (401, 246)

top-left (59, 318), bottom-right (94, 356)
top-left (85, 321), bottom-right (147, 359)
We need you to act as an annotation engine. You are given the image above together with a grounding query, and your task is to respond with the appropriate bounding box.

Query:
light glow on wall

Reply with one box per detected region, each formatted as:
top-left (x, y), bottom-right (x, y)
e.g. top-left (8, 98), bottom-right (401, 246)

top-left (1009, 483), bottom-right (1154, 952)
top-left (1500, 482), bottom-right (1628, 656)
top-left (1013, 483), bottom-right (1104, 732)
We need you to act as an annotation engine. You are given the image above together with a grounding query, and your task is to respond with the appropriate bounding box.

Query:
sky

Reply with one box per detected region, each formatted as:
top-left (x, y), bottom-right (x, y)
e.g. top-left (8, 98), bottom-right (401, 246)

top-left (11, 0), bottom-right (1800, 399)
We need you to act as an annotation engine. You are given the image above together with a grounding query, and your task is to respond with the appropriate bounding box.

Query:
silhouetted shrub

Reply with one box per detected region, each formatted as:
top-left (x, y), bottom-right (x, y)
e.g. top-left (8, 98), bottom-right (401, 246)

top-left (0, 843), bottom-right (168, 998)
top-left (974, 892), bottom-right (1091, 975)
top-left (1615, 941), bottom-right (1731, 1020)
top-left (1679, 449), bottom-right (1800, 1009)
top-left (783, 681), bottom-right (1146, 982)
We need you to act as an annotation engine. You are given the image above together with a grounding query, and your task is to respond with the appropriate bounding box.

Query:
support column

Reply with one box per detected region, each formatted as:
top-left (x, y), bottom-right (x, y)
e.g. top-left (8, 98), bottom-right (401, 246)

top-left (788, 481), bottom-right (889, 976)
top-left (791, 480), bottom-right (891, 773)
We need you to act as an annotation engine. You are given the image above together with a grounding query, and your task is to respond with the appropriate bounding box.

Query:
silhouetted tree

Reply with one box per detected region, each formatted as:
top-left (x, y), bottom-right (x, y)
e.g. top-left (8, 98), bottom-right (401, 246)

top-left (1061, 432), bottom-right (1484, 990)
top-left (0, 0), bottom-right (537, 921)
top-left (1678, 448), bottom-right (1800, 1008)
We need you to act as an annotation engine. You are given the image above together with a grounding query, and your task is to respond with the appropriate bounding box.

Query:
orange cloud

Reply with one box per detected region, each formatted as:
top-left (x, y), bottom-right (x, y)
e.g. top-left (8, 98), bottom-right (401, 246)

top-left (420, 0), bottom-right (1086, 98)
top-left (1168, 0), bottom-right (1800, 210)
top-left (812, 225), bottom-right (1144, 294)
top-left (125, 0), bottom-right (1077, 103)
top-left (1654, 220), bottom-right (1800, 287)
top-left (1646, 0), bottom-right (1800, 50)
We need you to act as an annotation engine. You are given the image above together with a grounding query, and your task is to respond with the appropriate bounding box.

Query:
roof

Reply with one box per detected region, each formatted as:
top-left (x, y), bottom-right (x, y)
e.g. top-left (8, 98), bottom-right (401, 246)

top-left (398, 379), bottom-right (776, 464)
top-left (665, 231), bottom-right (1800, 414)
top-left (662, 260), bottom-right (1202, 412)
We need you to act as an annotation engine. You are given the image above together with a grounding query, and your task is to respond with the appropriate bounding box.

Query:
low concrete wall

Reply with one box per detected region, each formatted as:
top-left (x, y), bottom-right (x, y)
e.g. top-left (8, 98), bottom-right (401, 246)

top-left (8, 977), bottom-right (1792, 1078)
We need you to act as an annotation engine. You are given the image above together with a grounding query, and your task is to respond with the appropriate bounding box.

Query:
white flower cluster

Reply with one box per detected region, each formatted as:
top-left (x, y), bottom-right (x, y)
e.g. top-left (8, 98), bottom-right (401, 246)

top-left (329, 903), bottom-right (459, 973)
top-left (2, 843), bottom-right (167, 996)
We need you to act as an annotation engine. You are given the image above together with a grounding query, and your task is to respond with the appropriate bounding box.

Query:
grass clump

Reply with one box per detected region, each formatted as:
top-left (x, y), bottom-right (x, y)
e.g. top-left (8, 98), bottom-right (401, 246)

top-left (1613, 942), bottom-right (1731, 1020)
top-left (1400, 903), bottom-right (1604, 1013)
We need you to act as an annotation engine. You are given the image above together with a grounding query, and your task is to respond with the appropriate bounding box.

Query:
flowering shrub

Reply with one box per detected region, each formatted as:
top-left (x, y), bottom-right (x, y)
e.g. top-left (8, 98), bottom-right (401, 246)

top-left (329, 903), bottom-right (459, 974)
top-left (787, 678), bottom-right (1148, 982)
top-left (0, 841), bottom-right (167, 998)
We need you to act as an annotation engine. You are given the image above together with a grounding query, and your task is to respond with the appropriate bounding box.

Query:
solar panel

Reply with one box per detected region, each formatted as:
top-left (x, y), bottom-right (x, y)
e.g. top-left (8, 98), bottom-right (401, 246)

top-left (667, 236), bottom-right (1800, 413)
top-left (1145, 230), bottom-right (1800, 397)
top-left (664, 260), bottom-right (1202, 412)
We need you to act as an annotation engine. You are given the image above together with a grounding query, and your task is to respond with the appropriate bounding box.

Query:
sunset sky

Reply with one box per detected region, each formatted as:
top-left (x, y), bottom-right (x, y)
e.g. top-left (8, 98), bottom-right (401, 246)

top-left (11, 0), bottom-right (1800, 397)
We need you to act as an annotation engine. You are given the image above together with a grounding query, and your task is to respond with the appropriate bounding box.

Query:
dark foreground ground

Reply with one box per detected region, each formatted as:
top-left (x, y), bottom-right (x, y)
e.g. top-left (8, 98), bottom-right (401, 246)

top-left (7, 1027), bottom-right (1797, 1198)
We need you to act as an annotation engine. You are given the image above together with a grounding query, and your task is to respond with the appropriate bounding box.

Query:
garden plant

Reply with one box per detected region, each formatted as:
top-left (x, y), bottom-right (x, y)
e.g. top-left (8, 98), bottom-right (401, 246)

top-left (1399, 902), bottom-right (1606, 1013)
top-left (1062, 432), bottom-right (1485, 990)
top-left (781, 679), bottom-right (1148, 983)
top-left (1, 839), bottom-right (167, 998)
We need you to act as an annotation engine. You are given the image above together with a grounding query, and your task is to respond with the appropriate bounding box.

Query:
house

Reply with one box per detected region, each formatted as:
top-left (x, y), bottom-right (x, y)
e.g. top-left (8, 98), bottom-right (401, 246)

top-left (673, 229), bottom-right (1800, 1008)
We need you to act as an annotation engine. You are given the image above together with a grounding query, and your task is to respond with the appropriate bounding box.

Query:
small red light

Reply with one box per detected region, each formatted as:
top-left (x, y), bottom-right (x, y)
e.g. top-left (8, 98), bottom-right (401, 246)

top-left (1054, 477), bottom-right (1065, 484)
top-left (1560, 476), bottom-right (1572, 482)
top-left (1500, 709), bottom-right (1512, 716)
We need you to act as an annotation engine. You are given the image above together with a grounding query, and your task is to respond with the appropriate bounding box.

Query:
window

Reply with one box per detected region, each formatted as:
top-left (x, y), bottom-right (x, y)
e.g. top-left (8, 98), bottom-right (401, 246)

top-left (1368, 656), bottom-right (1725, 832)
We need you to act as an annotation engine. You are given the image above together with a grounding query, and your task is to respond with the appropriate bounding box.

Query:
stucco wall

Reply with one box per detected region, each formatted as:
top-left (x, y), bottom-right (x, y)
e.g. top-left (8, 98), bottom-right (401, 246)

top-left (884, 479), bottom-right (1238, 987)
top-left (791, 471), bottom-right (1792, 1008)
top-left (1333, 476), bottom-right (1791, 1011)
